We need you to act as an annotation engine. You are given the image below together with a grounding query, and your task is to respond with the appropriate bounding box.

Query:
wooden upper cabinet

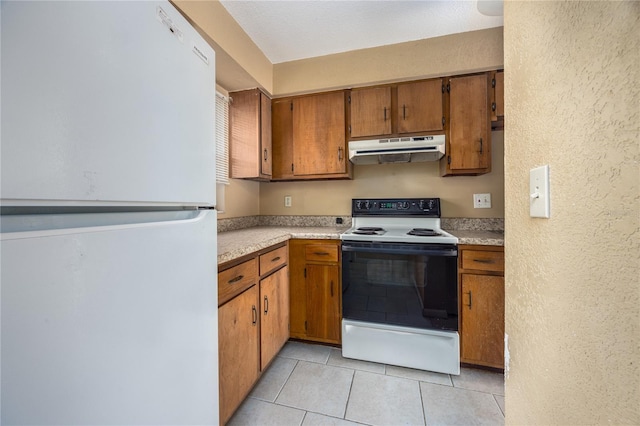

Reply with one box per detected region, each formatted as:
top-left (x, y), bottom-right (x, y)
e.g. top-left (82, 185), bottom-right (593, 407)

top-left (292, 91), bottom-right (348, 177)
top-left (348, 79), bottom-right (444, 140)
top-left (349, 86), bottom-right (392, 138)
top-left (271, 99), bottom-right (294, 180)
top-left (272, 91), bottom-right (350, 181)
top-left (397, 79), bottom-right (444, 134)
top-left (229, 88), bottom-right (272, 181)
top-left (491, 70), bottom-right (504, 128)
top-left (441, 73), bottom-right (491, 176)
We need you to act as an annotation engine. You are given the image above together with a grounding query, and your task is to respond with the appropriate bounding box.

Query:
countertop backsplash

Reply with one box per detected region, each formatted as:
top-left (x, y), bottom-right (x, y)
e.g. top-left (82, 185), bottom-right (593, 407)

top-left (441, 218), bottom-right (504, 231)
top-left (218, 216), bottom-right (502, 233)
top-left (218, 215), bottom-right (352, 233)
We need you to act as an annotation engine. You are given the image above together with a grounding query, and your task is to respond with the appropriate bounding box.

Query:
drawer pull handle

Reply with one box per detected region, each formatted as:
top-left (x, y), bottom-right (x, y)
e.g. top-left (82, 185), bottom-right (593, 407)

top-left (264, 296), bottom-right (269, 315)
top-left (314, 252), bottom-right (330, 256)
top-left (228, 274), bottom-right (244, 284)
top-left (271, 256), bottom-right (281, 262)
top-left (465, 291), bottom-right (472, 309)
top-left (252, 305), bottom-right (257, 325)
top-left (473, 259), bottom-right (494, 264)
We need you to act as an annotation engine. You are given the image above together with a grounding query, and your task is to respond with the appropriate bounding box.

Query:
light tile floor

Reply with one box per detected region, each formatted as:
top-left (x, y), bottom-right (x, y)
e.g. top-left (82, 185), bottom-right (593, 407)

top-left (228, 341), bottom-right (505, 426)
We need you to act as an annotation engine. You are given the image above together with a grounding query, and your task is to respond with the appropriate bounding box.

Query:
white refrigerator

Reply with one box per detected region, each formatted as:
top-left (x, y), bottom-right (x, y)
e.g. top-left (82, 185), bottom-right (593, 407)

top-left (1, 2), bottom-right (219, 424)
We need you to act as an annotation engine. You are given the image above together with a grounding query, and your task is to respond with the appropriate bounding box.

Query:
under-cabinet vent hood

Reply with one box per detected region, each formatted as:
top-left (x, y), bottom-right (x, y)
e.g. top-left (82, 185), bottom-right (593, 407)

top-left (348, 135), bottom-right (445, 165)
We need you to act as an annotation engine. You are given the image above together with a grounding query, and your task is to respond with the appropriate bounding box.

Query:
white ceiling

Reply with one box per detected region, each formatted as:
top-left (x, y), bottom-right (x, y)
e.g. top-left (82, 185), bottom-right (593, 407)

top-left (219, 0), bottom-right (504, 64)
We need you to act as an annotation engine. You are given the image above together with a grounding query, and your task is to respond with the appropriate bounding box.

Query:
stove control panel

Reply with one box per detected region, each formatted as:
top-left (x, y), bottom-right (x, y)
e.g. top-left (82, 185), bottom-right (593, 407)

top-left (352, 198), bottom-right (441, 217)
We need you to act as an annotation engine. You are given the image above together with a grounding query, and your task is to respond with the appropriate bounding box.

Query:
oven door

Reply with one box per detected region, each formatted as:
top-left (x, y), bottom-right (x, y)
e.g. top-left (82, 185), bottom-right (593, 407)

top-left (341, 241), bottom-right (458, 332)
top-left (341, 240), bottom-right (460, 374)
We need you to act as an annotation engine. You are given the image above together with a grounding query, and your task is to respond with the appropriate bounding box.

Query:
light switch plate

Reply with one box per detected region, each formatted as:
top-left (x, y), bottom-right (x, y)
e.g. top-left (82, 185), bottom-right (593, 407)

top-left (530, 165), bottom-right (550, 218)
top-left (284, 195), bottom-right (292, 207)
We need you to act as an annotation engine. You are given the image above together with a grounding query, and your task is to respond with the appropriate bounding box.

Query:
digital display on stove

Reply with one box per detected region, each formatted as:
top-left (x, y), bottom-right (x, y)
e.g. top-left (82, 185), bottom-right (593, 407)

top-left (380, 202), bottom-right (395, 209)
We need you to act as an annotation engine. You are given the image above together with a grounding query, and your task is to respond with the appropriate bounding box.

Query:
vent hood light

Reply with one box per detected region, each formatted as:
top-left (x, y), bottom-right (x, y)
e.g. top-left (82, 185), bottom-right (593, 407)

top-left (348, 135), bottom-right (445, 165)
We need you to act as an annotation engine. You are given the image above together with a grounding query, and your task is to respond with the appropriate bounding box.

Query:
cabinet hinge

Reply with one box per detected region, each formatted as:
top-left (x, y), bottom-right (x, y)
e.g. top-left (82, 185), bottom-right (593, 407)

top-left (442, 84), bottom-right (445, 93)
top-left (447, 155), bottom-right (451, 165)
top-left (348, 95), bottom-right (351, 103)
top-left (290, 102), bottom-right (293, 111)
top-left (446, 83), bottom-right (450, 93)
top-left (492, 78), bottom-right (496, 88)
top-left (348, 125), bottom-right (351, 135)
top-left (442, 117), bottom-right (445, 126)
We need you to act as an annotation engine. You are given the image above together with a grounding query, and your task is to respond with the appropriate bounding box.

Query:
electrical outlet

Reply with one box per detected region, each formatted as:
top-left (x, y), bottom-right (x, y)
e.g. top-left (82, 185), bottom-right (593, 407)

top-left (284, 196), bottom-right (292, 207)
top-left (473, 193), bottom-right (492, 208)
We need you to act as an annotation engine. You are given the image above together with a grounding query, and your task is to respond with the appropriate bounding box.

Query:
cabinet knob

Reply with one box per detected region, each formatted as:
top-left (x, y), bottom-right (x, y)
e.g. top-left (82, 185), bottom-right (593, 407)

top-left (264, 296), bottom-right (269, 315)
top-left (465, 291), bottom-right (473, 309)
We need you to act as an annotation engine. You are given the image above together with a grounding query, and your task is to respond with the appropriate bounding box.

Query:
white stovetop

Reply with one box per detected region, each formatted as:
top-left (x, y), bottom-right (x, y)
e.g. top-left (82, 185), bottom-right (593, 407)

top-left (341, 217), bottom-right (458, 244)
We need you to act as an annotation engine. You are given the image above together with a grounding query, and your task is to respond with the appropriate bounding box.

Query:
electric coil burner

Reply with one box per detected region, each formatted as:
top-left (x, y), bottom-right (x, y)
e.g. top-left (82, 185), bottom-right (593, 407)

top-left (340, 198), bottom-right (460, 375)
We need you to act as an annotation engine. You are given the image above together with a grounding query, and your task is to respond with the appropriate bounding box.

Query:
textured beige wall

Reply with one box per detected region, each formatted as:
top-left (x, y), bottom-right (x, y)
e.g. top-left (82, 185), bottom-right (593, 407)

top-left (260, 131), bottom-right (504, 218)
top-left (504, 1), bottom-right (639, 424)
top-left (273, 27), bottom-right (503, 97)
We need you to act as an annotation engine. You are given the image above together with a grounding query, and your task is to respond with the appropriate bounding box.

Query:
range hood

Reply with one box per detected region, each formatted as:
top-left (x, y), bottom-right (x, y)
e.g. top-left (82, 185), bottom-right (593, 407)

top-left (348, 135), bottom-right (445, 165)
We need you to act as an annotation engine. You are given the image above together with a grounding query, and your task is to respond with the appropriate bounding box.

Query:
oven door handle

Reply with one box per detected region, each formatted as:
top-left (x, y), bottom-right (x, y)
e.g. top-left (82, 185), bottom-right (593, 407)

top-left (341, 242), bottom-right (457, 257)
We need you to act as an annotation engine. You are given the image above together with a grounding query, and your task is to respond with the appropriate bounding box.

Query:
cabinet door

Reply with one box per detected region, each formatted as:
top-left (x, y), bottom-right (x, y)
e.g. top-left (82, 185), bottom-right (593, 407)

top-left (397, 79), bottom-right (444, 134)
top-left (460, 274), bottom-right (504, 368)
top-left (288, 240), bottom-right (307, 338)
top-left (306, 263), bottom-right (341, 343)
top-left (218, 285), bottom-right (260, 425)
top-left (272, 99), bottom-right (294, 180)
top-left (446, 74), bottom-right (491, 173)
top-left (260, 91), bottom-right (272, 176)
top-left (349, 87), bottom-right (392, 138)
top-left (260, 266), bottom-right (289, 370)
top-left (491, 71), bottom-right (504, 121)
top-left (229, 89), bottom-right (271, 180)
top-left (292, 92), bottom-right (346, 176)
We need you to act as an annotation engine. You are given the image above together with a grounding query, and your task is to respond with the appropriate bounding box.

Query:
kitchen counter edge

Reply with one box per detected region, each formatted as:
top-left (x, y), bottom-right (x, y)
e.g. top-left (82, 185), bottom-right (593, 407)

top-left (218, 226), bottom-right (504, 265)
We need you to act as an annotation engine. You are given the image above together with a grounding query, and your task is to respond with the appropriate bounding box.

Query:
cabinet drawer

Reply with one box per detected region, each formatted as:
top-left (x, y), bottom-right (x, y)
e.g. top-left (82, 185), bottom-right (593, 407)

top-left (461, 250), bottom-right (504, 273)
top-left (259, 245), bottom-right (287, 276)
top-left (304, 244), bottom-right (339, 263)
top-left (218, 258), bottom-right (258, 306)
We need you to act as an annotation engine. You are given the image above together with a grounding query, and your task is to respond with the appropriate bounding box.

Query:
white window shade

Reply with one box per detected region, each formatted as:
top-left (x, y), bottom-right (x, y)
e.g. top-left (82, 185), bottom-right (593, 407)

top-left (215, 92), bottom-right (229, 185)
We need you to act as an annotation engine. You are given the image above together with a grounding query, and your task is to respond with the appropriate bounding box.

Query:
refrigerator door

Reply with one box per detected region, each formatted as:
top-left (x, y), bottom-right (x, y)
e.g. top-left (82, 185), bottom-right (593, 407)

top-left (1, 210), bottom-right (218, 425)
top-left (1, 1), bottom-right (216, 207)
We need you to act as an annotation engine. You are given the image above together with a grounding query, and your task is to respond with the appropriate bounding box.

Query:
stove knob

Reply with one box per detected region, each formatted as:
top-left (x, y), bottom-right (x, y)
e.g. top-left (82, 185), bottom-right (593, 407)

top-left (364, 201), bottom-right (371, 210)
top-left (356, 201), bottom-right (362, 210)
top-left (419, 200), bottom-right (426, 210)
top-left (428, 199), bottom-right (436, 209)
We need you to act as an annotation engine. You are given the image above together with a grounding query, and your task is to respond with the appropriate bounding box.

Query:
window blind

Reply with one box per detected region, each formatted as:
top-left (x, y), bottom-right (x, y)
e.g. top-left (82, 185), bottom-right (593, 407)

top-left (215, 92), bottom-right (229, 185)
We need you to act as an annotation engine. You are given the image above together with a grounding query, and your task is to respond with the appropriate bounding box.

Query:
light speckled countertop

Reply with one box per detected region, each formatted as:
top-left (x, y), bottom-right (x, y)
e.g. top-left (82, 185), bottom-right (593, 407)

top-left (218, 226), bottom-right (347, 265)
top-left (218, 226), bottom-right (503, 265)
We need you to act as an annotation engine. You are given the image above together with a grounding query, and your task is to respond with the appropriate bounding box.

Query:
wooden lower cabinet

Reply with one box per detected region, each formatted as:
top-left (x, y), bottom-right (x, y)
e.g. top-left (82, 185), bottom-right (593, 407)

top-left (305, 263), bottom-right (341, 342)
top-left (218, 285), bottom-right (259, 425)
top-left (218, 243), bottom-right (289, 424)
top-left (458, 245), bottom-right (505, 369)
top-left (289, 239), bottom-right (342, 344)
top-left (460, 274), bottom-right (505, 368)
top-left (260, 265), bottom-right (289, 370)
